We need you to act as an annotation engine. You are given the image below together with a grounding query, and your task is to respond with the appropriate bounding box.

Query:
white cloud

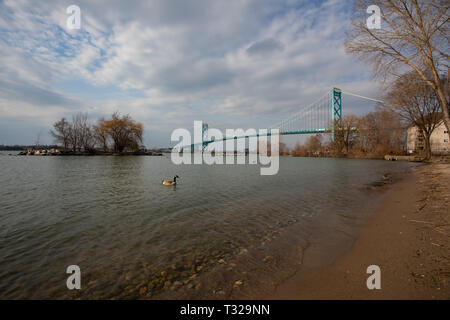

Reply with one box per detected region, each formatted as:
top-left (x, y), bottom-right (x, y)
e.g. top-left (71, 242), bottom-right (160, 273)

top-left (0, 0), bottom-right (380, 146)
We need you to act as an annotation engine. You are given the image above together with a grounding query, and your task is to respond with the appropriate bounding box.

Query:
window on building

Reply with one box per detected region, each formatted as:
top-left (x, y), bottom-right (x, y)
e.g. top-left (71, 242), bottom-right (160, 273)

top-left (445, 130), bottom-right (449, 134)
top-left (445, 139), bottom-right (449, 143)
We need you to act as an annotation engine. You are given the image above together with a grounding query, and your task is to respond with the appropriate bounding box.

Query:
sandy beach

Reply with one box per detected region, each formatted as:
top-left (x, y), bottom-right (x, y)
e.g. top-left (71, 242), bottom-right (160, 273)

top-left (269, 161), bottom-right (450, 300)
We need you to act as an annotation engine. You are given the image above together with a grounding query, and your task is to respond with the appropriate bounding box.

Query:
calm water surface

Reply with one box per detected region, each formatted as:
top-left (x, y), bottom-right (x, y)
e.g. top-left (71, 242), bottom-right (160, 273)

top-left (0, 152), bottom-right (415, 299)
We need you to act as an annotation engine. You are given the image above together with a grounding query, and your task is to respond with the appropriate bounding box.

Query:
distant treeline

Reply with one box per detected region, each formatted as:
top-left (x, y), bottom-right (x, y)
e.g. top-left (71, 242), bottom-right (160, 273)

top-left (286, 108), bottom-right (407, 159)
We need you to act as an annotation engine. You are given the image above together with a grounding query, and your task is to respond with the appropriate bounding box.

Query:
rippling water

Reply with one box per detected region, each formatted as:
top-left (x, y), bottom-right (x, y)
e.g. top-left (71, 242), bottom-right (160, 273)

top-left (0, 152), bottom-right (415, 299)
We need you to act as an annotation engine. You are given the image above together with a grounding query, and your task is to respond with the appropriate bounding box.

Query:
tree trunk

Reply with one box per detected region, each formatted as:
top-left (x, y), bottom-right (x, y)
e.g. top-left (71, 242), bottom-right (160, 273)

top-left (423, 133), bottom-right (432, 161)
top-left (436, 87), bottom-right (450, 140)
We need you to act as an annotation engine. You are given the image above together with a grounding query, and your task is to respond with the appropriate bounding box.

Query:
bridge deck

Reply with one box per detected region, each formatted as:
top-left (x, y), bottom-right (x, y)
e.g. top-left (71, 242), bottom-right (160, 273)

top-left (185, 128), bottom-right (330, 148)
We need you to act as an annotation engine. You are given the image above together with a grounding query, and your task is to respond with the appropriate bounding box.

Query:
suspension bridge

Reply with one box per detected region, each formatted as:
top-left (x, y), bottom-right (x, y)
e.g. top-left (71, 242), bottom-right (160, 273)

top-left (182, 87), bottom-right (383, 151)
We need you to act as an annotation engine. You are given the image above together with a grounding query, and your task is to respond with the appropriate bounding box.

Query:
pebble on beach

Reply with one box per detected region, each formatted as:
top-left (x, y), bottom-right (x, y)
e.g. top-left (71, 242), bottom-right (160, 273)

top-left (234, 280), bottom-right (243, 287)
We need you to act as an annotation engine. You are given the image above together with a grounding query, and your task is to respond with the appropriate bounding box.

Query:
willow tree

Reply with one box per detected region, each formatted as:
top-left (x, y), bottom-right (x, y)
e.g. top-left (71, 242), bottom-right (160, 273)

top-left (345, 0), bottom-right (450, 138)
top-left (100, 112), bottom-right (143, 153)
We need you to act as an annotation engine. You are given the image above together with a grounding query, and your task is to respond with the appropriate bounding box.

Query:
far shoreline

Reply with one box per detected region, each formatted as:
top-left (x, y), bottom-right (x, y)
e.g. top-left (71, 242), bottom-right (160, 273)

top-left (2, 149), bottom-right (425, 163)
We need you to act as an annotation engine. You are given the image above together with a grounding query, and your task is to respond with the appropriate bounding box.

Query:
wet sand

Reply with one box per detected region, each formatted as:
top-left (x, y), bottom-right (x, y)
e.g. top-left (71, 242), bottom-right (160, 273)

top-left (268, 161), bottom-right (450, 299)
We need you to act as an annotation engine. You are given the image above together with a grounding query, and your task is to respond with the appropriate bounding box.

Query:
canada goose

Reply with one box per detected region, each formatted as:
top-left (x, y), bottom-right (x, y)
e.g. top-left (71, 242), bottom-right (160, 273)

top-left (162, 175), bottom-right (179, 186)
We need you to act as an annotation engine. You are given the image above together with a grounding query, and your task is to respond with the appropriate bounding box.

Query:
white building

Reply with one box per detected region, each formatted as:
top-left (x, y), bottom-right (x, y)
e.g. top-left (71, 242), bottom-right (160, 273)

top-left (407, 120), bottom-right (450, 154)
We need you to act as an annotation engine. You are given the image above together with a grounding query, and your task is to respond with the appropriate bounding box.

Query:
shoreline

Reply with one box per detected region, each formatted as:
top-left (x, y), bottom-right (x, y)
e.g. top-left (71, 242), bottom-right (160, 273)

top-left (267, 162), bottom-right (449, 299)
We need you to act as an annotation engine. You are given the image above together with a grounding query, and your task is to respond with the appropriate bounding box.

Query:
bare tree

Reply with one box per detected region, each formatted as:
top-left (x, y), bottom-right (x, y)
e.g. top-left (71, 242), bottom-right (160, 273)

top-left (78, 113), bottom-right (95, 151)
top-left (291, 141), bottom-right (307, 157)
top-left (67, 112), bottom-right (95, 152)
top-left (332, 115), bottom-right (360, 154)
top-left (69, 114), bottom-right (80, 151)
top-left (345, 0), bottom-right (450, 138)
top-left (279, 142), bottom-right (290, 155)
top-left (385, 71), bottom-right (442, 159)
top-left (50, 118), bottom-right (71, 149)
top-left (357, 108), bottom-right (406, 156)
top-left (305, 134), bottom-right (323, 155)
top-left (34, 130), bottom-right (42, 150)
top-left (93, 117), bottom-right (109, 152)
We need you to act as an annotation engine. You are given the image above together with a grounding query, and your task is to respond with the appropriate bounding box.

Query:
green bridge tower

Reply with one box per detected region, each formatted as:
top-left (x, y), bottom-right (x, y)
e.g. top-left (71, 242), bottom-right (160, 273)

top-left (331, 87), bottom-right (342, 141)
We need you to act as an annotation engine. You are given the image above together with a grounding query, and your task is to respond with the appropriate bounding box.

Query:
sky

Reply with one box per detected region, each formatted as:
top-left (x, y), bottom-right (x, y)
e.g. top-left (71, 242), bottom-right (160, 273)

top-left (0, 0), bottom-right (382, 147)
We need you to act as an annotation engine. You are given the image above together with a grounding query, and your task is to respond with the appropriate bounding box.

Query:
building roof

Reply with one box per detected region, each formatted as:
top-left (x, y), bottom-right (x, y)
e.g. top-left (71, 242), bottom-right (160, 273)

top-left (407, 112), bottom-right (444, 128)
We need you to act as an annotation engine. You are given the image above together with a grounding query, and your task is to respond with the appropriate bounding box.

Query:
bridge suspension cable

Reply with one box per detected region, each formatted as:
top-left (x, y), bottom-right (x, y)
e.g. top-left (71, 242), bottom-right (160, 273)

top-left (341, 91), bottom-right (385, 104)
top-left (269, 91), bottom-right (332, 135)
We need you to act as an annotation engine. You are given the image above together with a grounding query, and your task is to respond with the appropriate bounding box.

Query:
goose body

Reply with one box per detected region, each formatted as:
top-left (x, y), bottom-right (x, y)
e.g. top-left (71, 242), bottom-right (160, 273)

top-left (162, 175), bottom-right (179, 186)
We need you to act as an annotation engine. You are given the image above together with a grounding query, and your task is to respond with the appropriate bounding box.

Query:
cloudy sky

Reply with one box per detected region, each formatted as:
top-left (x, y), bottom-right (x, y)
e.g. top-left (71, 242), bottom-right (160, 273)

top-left (0, 0), bottom-right (381, 147)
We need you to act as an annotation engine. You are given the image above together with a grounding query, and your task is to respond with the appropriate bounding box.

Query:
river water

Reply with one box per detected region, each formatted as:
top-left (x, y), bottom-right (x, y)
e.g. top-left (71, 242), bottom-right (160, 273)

top-left (0, 152), bottom-right (416, 299)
